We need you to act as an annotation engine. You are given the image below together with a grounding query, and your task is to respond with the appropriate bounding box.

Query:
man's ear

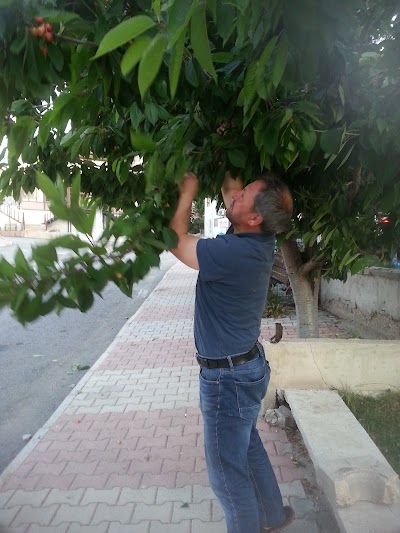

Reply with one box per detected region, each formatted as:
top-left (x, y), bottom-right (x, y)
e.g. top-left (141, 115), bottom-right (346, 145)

top-left (248, 213), bottom-right (263, 226)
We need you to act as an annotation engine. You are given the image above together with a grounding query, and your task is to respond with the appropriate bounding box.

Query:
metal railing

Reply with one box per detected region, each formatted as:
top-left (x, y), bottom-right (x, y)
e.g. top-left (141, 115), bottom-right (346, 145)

top-left (44, 213), bottom-right (57, 230)
top-left (0, 204), bottom-right (25, 231)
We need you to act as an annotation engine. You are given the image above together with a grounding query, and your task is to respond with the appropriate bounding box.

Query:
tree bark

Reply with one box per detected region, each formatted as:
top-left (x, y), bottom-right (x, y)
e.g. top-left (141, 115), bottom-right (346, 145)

top-left (280, 240), bottom-right (321, 338)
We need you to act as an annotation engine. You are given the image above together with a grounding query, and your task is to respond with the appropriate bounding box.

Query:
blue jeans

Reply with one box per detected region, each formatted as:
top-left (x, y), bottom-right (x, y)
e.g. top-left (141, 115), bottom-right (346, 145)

top-left (199, 343), bottom-right (285, 533)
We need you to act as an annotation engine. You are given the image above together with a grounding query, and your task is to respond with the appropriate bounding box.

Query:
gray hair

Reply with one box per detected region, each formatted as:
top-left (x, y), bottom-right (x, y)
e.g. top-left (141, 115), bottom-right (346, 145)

top-left (253, 175), bottom-right (293, 235)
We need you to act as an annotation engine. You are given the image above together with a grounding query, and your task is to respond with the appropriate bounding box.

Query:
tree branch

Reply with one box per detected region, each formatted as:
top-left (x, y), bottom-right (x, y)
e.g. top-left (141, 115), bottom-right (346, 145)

top-left (299, 256), bottom-right (325, 276)
top-left (347, 165), bottom-right (362, 205)
top-left (280, 239), bottom-right (303, 275)
top-left (55, 34), bottom-right (97, 47)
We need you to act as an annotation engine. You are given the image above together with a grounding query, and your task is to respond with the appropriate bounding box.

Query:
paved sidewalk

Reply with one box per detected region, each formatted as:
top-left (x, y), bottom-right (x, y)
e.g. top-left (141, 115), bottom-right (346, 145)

top-left (0, 262), bottom-right (341, 532)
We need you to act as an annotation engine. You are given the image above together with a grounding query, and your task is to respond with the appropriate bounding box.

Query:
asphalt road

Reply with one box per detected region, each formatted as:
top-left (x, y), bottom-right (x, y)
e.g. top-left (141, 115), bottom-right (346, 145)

top-left (0, 237), bottom-right (177, 474)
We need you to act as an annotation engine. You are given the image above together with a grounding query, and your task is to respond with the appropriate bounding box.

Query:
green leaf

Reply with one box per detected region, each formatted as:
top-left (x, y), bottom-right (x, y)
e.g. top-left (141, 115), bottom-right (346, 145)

top-left (207, 0), bottom-right (217, 19)
top-left (0, 258), bottom-right (15, 278)
top-left (36, 172), bottom-right (62, 203)
top-left (320, 128), bottom-right (344, 155)
top-left (216, 2), bottom-right (236, 41)
top-left (144, 102), bottom-right (159, 125)
top-left (190, 3), bottom-right (217, 82)
top-left (301, 129), bottom-right (317, 152)
top-left (272, 35), bottom-right (288, 88)
top-left (116, 160), bottom-right (129, 185)
top-left (169, 29), bottom-right (186, 100)
top-left (48, 45), bottom-right (64, 72)
top-left (130, 102), bottom-right (143, 129)
top-left (185, 59), bottom-right (199, 87)
top-left (258, 35), bottom-right (278, 69)
top-left (350, 255), bottom-right (378, 275)
top-left (227, 149), bottom-right (246, 168)
top-left (130, 131), bottom-right (157, 152)
top-left (10, 31), bottom-right (27, 54)
top-left (337, 144), bottom-right (355, 169)
top-left (57, 294), bottom-right (79, 309)
top-left (243, 62), bottom-right (258, 108)
top-left (77, 288), bottom-right (94, 312)
top-left (51, 235), bottom-right (86, 253)
top-left (324, 153), bottom-right (337, 170)
top-left (93, 15), bottom-right (156, 59)
top-left (70, 172), bottom-right (81, 207)
top-left (138, 34), bottom-right (167, 99)
top-left (167, 0), bottom-right (192, 41)
top-left (153, 0), bottom-right (161, 18)
top-left (14, 248), bottom-right (30, 276)
top-left (121, 36), bottom-right (152, 77)
top-left (31, 244), bottom-right (57, 266)
top-left (163, 227), bottom-right (179, 249)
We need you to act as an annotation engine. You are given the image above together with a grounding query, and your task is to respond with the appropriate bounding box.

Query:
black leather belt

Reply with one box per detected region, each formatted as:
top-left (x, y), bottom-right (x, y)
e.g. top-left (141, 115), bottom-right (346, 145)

top-left (196, 344), bottom-right (259, 369)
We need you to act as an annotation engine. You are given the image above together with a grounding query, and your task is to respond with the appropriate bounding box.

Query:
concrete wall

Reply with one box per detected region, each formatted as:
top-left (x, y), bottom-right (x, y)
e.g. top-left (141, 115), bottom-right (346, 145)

top-left (263, 338), bottom-right (400, 409)
top-left (321, 267), bottom-right (400, 336)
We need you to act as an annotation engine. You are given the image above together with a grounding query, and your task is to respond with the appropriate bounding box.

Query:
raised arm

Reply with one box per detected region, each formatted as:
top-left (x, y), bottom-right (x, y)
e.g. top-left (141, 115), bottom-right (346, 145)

top-left (168, 172), bottom-right (200, 270)
top-left (221, 171), bottom-right (244, 209)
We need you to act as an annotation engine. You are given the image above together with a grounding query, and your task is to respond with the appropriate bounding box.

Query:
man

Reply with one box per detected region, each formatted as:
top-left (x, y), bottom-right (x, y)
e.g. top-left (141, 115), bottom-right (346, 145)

top-left (169, 170), bottom-right (294, 533)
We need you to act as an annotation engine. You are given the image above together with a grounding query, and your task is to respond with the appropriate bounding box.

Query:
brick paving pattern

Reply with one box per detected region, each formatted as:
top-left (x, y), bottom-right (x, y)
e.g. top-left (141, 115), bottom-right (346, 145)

top-left (0, 261), bottom-right (342, 532)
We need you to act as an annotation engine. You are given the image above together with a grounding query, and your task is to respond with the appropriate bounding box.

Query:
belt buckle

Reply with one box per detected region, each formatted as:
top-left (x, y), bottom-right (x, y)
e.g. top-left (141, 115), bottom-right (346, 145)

top-left (196, 354), bottom-right (209, 368)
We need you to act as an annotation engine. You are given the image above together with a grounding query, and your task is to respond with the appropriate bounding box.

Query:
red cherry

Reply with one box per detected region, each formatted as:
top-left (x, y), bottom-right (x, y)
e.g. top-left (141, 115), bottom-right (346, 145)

top-left (45, 23), bottom-right (52, 33)
top-left (35, 16), bottom-right (44, 24)
top-left (44, 32), bottom-right (53, 43)
top-left (36, 24), bottom-right (46, 37)
top-left (41, 46), bottom-right (48, 57)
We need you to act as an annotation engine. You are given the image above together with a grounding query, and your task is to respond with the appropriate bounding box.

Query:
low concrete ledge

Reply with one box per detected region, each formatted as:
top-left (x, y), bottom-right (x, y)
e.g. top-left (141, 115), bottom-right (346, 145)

top-left (285, 389), bottom-right (400, 533)
top-left (263, 338), bottom-right (400, 409)
top-left (335, 501), bottom-right (400, 533)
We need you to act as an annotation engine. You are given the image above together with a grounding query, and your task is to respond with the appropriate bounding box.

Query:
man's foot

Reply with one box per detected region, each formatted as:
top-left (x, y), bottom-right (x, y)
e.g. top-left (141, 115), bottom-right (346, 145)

top-left (261, 506), bottom-right (295, 532)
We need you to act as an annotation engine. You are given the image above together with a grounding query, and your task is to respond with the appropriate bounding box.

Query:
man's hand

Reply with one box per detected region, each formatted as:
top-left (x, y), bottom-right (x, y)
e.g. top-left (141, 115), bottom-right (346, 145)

top-left (179, 172), bottom-right (199, 200)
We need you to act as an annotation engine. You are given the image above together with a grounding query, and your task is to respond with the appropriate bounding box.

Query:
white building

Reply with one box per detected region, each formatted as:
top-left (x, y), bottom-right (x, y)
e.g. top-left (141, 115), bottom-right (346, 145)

top-left (204, 199), bottom-right (230, 238)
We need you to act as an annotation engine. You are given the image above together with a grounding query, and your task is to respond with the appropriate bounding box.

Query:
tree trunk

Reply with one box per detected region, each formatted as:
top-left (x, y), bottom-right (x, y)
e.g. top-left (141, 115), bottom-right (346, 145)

top-left (280, 240), bottom-right (321, 338)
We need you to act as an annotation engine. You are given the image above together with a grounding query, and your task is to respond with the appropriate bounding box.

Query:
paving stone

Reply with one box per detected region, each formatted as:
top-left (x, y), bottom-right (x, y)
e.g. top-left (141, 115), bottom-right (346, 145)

top-left (70, 473), bottom-right (109, 490)
top-left (279, 480), bottom-right (307, 499)
top-left (43, 489), bottom-right (85, 506)
top-left (211, 499), bottom-right (224, 521)
top-left (149, 520), bottom-right (191, 533)
top-left (172, 500), bottom-right (211, 522)
top-left (285, 518), bottom-right (320, 533)
top-left (191, 519), bottom-right (226, 532)
top-left (192, 485), bottom-right (214, 503)
top-left (81, 487), bottom-right (121, 505)
top-left (0, 506), bottom-right (22, 527)
top-left (289, 496), bottom-right (316, 519)
top-left (67, 523), bottom-right (109, 533)
top-left (51, 503), bottom-right (96, 526)
top-left (155, 486), bottom-right (192, 504)
top-left (12, 505), bottom-right (59, 527)
top-left (0, 490), bottom-right (15, 508)
top-left (132, 502), bottom-right (173, 523)
top-left (6, 490), bottom-right (50, 508)
top-left (108, 521), bottom-right (150, 533)
top-left (118, 487), bottom-right (157, 505)
top-left (29, 525), bottom-right (69, 533)
top-left (91, 502), bottom-right (135, 524)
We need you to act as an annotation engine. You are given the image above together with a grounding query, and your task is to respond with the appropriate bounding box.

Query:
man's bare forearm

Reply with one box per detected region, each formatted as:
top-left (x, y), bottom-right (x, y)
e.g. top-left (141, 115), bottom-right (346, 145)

top-left (169, 194), bottom-right (192, 236)
top-left (169, 172), bottom-right (200, 270)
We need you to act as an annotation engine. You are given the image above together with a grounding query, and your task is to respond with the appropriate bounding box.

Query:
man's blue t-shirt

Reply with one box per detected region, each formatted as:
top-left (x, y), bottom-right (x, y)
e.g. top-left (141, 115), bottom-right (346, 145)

top-left (194, 232), bottom-right (275, 358)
